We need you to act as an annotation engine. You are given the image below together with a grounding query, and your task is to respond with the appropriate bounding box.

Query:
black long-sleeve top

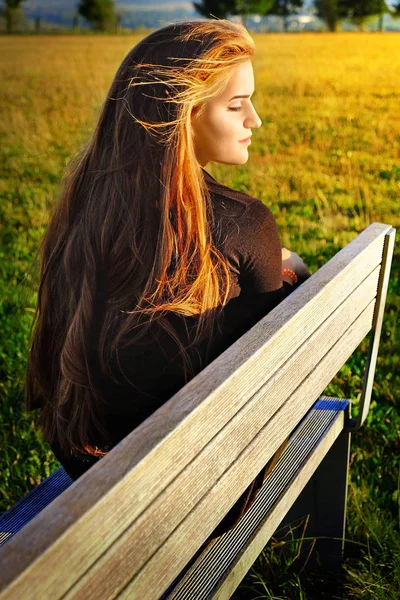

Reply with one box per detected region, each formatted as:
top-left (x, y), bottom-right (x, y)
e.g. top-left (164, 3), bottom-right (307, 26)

top-left (51, 168), bottom-right (293, 480)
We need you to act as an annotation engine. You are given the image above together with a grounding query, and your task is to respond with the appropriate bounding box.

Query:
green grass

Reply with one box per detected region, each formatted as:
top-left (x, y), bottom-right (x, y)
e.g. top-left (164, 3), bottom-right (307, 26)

top-left (0, 33), bottom-right (399, 598)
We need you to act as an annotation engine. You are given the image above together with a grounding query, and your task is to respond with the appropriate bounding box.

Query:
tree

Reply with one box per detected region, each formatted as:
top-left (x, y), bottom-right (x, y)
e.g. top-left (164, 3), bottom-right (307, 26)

top-left (379, 0), bottom-right (390, 31)
top-left (274, 0), bottom-right (305, 31)
top-left (267, 0), bottom-right (304, 32)
top-left (4, 0), bottom-right (25, 33)
top-left (314, 0), bottom-right (346, 31)
top-left (390, 1), bottom-right (400, 23)
top-left (193, 0), bottom-right (230, 19)
top-left (78, 0), bottom-right (115, 31)
top-left (338, 0), bottom-right (390, 31)
top-left (193, 0), bottom-right (275, 27)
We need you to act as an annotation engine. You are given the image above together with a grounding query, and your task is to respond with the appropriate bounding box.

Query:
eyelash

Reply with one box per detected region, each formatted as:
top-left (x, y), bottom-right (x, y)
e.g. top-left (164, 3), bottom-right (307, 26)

top-left (228, 107), bottom-right (242, 112)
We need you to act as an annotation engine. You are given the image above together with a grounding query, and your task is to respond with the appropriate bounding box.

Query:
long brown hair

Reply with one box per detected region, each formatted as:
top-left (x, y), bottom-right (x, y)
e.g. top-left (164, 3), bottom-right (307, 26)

top-left (26, 20), bottom-right (255, 460)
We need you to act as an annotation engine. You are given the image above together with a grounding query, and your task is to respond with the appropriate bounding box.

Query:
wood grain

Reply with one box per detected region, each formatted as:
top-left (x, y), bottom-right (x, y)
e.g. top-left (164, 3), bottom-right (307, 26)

top-left (210, 412), bottom-right (346, 600)
top-left (116, 303), bottom-right (374, 599)
top-left (64, 273), bottom-right (379, 599)
top-left (0, 223), bottom-right (389, 600)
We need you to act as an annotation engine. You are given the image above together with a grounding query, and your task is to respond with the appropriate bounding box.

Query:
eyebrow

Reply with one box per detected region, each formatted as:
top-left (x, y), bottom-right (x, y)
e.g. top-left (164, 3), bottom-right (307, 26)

top-left (228, 92), bottom-right (256, 101)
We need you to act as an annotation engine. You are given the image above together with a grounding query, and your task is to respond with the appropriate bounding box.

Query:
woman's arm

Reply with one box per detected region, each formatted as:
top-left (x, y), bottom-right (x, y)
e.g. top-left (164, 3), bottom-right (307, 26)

top-left (236, 198), bottom-right (312, 297)
top-left (215, 200), bottom-right (300, 346)
top-left (281, 247), bottom-right (311, 285)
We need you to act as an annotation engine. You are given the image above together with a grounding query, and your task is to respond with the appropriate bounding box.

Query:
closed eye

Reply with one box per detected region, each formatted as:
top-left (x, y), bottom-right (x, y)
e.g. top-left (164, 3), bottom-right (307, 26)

top-left (228, 107), bottom-right (242, 112)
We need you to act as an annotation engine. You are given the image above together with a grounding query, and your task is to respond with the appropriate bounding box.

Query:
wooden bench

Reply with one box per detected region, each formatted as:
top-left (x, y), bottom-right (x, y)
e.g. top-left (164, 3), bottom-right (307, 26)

top-left (0, 222), bottom-right (395, 600)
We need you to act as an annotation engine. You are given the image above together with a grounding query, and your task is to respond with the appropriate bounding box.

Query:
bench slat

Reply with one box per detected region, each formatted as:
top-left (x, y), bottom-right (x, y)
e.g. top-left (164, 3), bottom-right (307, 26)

top-left (107, 303), bottom-right (374, 600)
top-left (0, 223), bottom-right (390, 600)
top-left (162, 398), bottom-right (349, 600)
top-left (60, 269), bottom-right (378, 600)
top-left (0, 469), bottom-right (73, 549)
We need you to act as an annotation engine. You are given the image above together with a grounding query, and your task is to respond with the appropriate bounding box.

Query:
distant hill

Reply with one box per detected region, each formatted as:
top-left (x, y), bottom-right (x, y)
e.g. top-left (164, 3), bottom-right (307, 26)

top-left (4, 0), bottom-right (400, 31)
top-left (20, 0), bottom-right (197, 29)
top-left (22, 0), bottom-right (196, 17)
top-left (23, 0), bottom-right (193, 9)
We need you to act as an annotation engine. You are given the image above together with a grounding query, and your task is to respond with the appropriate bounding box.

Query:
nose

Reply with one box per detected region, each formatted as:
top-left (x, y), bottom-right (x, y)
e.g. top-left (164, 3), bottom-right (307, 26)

top-left (244, 104), bottom-right (262, 129)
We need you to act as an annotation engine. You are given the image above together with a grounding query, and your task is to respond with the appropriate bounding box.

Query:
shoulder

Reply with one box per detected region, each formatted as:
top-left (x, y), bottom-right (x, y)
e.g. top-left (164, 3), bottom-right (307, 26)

top-left (203, 169), bottom-right (275, 228)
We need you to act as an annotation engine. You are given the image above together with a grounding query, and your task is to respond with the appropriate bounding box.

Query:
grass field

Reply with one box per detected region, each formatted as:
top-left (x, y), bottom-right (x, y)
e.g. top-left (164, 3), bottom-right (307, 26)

top-left (0, 32), bottom-right (399, 599)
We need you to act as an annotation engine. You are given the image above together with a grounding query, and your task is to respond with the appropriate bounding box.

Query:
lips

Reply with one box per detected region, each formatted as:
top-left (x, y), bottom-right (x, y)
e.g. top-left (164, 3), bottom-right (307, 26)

top-left (239, 136), bottom-right (252, 143)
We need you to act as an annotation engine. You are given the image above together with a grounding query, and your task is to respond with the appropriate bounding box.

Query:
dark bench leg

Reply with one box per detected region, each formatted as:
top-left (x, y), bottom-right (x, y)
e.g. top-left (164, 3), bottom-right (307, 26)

top-left (275, 430), bottom-right (351, 570)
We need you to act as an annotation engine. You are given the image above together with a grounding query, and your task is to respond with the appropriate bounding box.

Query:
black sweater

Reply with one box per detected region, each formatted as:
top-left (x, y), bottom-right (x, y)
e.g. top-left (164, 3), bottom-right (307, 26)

top-left (51, 169), bottom-right (293, 480)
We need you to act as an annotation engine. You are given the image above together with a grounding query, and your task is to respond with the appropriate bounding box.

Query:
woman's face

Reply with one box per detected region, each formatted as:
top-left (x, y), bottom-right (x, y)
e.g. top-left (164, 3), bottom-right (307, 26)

top-left (191, 60), bottom-right (262, 168)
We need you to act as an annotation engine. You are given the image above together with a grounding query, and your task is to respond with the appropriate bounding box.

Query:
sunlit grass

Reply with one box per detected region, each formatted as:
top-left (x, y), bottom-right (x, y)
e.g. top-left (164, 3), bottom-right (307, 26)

top-left (0, 32), bottom-right (399, 598)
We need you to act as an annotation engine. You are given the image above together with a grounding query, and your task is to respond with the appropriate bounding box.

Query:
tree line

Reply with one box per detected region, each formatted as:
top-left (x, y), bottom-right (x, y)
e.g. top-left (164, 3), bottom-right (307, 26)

top-left (2, 0), bottom-right (400, 33)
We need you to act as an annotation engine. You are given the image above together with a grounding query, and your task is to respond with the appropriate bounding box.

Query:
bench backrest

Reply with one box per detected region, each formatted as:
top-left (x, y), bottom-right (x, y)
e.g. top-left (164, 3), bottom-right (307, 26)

top-left (0, 222), bottom-right (395, 600)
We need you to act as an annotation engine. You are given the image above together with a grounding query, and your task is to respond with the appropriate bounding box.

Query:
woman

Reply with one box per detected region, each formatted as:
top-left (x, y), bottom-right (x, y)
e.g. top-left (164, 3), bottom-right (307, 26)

top-left (26, 19), bottom-right (309, 536)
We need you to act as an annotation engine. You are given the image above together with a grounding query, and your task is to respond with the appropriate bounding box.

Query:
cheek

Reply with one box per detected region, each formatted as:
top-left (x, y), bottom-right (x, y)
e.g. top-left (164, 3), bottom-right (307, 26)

top-left (192, 108), bottom-right (239, 157)
top-left (198, 105), bottom-right (234, 138)
top-left (207, 110), bottom-right (235, 139)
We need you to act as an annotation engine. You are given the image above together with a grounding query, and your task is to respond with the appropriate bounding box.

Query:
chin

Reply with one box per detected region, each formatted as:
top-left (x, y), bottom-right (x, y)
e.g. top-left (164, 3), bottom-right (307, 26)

top-left (233, 156), bottom-right (249, 166)
top-left (214, 155), bottom-right (249, 166)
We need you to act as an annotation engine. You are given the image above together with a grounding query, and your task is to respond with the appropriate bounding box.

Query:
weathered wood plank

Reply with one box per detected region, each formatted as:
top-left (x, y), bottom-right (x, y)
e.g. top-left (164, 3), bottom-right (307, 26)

top-left (0, 224), bottom-right (388, 600)
top-left (114, 303), bottom-right (374, 599)
top-left (162, 400), bottom-right (350, 600)
top-left (62, 271), bottom-right (379, 600)
top-left (210, 413), bottom-right (347, 600)
top-left (353, 227), bottom-right (396, 428)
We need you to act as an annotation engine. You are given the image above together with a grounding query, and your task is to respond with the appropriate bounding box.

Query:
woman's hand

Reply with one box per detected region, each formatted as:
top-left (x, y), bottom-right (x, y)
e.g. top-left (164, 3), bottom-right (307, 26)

top-left (281, 248), bottom-right (311, 284)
